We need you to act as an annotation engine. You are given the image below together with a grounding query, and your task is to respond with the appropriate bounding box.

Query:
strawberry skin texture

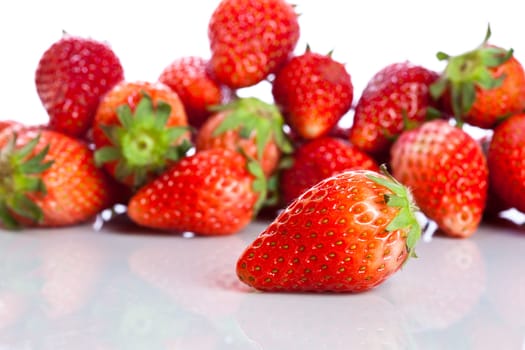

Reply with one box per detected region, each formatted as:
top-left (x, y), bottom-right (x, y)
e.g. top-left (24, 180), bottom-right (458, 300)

top-left (390, 120), bottom-right (488, 238)
top-left (92, 80), bottom-right (189, 188)
top-left (127, 148), bottom-right (258, 235)
top-left (349, 62), bottom-right (439, 158)
top-left (280, 136), bottom-right (379, 204)
top-left (208, 0), bottom-right (300, 88)
top-left (237, 170), bottom-right (420, 293)
top-left (464, 55), bottom-right (525, 128)
top-left (35, 34), bottom-right (124, 139)
top-left (159, 56), bottom-right (231, 128)
top-left (0, 129), bottom-right (117, 227)
top-left (487, 113), bottom-right (525, 213)
top-left (272, 50), bottom-right (354, 140)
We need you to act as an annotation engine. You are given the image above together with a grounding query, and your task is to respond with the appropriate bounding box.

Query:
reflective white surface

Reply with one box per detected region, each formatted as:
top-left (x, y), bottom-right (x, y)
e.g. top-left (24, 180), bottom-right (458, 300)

top-left (1, 215), bottom-right (524, 350)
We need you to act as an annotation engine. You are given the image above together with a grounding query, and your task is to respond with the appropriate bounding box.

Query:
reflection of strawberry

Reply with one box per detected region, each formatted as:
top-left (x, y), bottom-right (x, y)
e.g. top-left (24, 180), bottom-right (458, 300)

top-left (0, 129), bottom-right (117, 229)
top-left (385, 237), bottom-right (485, 331)
top-left (237, 293), bottom-right (410, 349)
top-left (208, 0), bottom-right (300, 88)
top-left (35, 33), bottom-right (124, 138)
top-left (390, 120), bottom-right (488, 238)
top-left (39, 235), bottom-right (105, 319)
top-left (237, 168), bottom-right (421, 292)
top-left (159, 56), bottom-right (232, 129)
top-left (92, 81), bottom-right (191, 189)
top-left (272, 48), bottom-right (354, 139)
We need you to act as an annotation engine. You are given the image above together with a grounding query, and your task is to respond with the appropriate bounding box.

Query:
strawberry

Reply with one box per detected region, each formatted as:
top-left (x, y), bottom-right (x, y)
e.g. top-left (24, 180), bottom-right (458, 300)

top-left (158, 56), bottom-right (233, 128)
top-left (272, 48), bottom-right (354, 139)
top-left (236, 167), bottom-right (421, 293)
top-left (487, 113), bottom-right (525, 213)
top-left (349, 61), bottom-right (440, 159)
top-left (208, 0), bottom-right (300, 88)
top-left (280, 136), bottom-right (379, 204)
top-left (195, 97), bottom-right (292, 177)
top-left (127, 148), bottom-right (267, 235)
top-left (430, 26), bottom-right (525, 129)
top-left (0, 129), bottom-right (117, 229)
top-left (35, 33), bottom-right (124, 138)
top-left (92, 80), bottom-right (191, 189)
top-left (390, 119), bottom-right (488, 238)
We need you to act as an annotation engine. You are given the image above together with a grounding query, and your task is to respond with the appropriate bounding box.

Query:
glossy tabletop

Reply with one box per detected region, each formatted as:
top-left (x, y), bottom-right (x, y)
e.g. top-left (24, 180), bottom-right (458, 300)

top-left (0, 212), bottom-right (524, 350)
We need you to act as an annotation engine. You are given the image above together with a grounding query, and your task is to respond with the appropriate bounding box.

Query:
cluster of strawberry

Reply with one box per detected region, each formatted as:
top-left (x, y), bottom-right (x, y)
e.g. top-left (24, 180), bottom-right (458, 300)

top-left (1, 0), bottom-right (524, 294)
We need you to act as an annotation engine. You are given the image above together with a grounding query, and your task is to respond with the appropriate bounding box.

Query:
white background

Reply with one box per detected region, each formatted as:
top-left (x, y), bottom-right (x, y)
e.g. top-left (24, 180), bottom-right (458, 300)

top-left (1, 0), bottom-right (524, 126)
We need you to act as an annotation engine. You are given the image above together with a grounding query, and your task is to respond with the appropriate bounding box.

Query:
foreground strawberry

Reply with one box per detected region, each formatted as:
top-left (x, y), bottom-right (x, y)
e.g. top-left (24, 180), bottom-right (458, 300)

top-left (390, 120), bottom-right (488, 238)
top-left (349, 61), bottom-right (440, 158)
top-left (430, 26), bottom-right (525, 129)
top-left (208, 0), bottom-right (300, 88)
top-left (272, 48), bottom-right (354, 139)
top-left (127, 148), bottom-right (267, 235)
top-left (92, 81), bottom-right (190, 189)
top-left (236, 167), bottom-right (421, 292)
top-left (195, 97), bottom-right (292, 177)
top-left (35, 33), bottom-right (124, 138)
top-left (487, 113), bottom-right (525, 213)
top-left (158, 56), bottom-right (232, 128)
top-left (280, 136), bottom-right (379, 204)
top-left (0, 129), bottom-right (117, 228)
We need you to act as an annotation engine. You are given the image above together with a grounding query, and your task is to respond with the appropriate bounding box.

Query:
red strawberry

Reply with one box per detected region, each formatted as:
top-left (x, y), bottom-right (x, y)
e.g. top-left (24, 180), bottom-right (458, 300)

top-left (272, 48), bottom-right (354, 140)
top-left (349, 61), bottom-right (440, 159)
top-left (236, 167), bottom-right (421, 293)
top-left (195, 97), bottom-right (292, 177)
top-left (390, 119), bottom-right (488, 238)
top-left (0, 129), bottom-right (118, 229)
top-left (127, 148), bottom-right (266, 236)
top-left (280, 136), bottom-right (379, 204)
top-left (158, 56), bottom-right (233, 128)
top-left (35, 33), bottom-right (124, 138)
top-left (92, 80), bottom-right (191, 189)
top-left (487, 113), bottom-right (525, 213)
top-left (208, 0), bottom-right (300, 88)
top-left (430, 26), bottom-right (525, 129)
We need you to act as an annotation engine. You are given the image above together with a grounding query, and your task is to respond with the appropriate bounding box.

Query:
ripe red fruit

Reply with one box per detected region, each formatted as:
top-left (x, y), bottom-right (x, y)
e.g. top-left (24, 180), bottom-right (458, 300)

top-left (208, 0), bottom-right (300, 88)
top-left (272, 48), bottom-right (354, 139)
top-left (390, 119), bottom-right (488, 238)
top-left (280, 136), bottom-right (379, 204)
top-left (0, 129), bottom-right (117, 229)
top-left (236, 168), bottom-right (421, 293)
top-left (35, 33), bottom-right (124, 138)
top-left (92, 81), bottom-right (190, 189)
top-left (430, 26), bottom-right (525, 129)
top-left (127, 148), bottom-right (266, 236)
top-left (158, 56), bottom-right (232, 128)
top-left (349, 61), bottom-right (440, 158)
top-left (195, 97), bottom-right (292, 177)
top-left (487, 113), bottom-right (525, 213)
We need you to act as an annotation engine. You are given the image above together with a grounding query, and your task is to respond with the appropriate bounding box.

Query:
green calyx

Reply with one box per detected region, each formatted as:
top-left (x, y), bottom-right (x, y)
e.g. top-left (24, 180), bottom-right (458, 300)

top-left (94, 93), bottom-right (192, 190)
top-left (430, 24), bottom-right (513, 125)
top-left (210, 97), bottom-right (293, 161)
top-left (366, 164), bottom-right (421, 261)
top-left (0, 133), bottom-right (53, 229)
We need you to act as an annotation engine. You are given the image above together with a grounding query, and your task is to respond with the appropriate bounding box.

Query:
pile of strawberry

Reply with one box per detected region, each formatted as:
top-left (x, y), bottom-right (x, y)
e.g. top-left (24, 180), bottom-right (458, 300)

top-left (1, 0), bottom-right (525, 293)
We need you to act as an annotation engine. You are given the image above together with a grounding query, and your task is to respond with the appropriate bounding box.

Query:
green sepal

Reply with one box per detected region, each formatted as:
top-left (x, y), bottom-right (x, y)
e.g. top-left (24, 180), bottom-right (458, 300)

top-left (0, 132), bottom-right (51, 229)
top-left (246, 157), bottom-right (268, 215)
top-left (93, 92), bottom-right (193, 190)
top-left (210, 97), bottom-right (293, 163)
top-left (366, 164), bottom-right (421, 262)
